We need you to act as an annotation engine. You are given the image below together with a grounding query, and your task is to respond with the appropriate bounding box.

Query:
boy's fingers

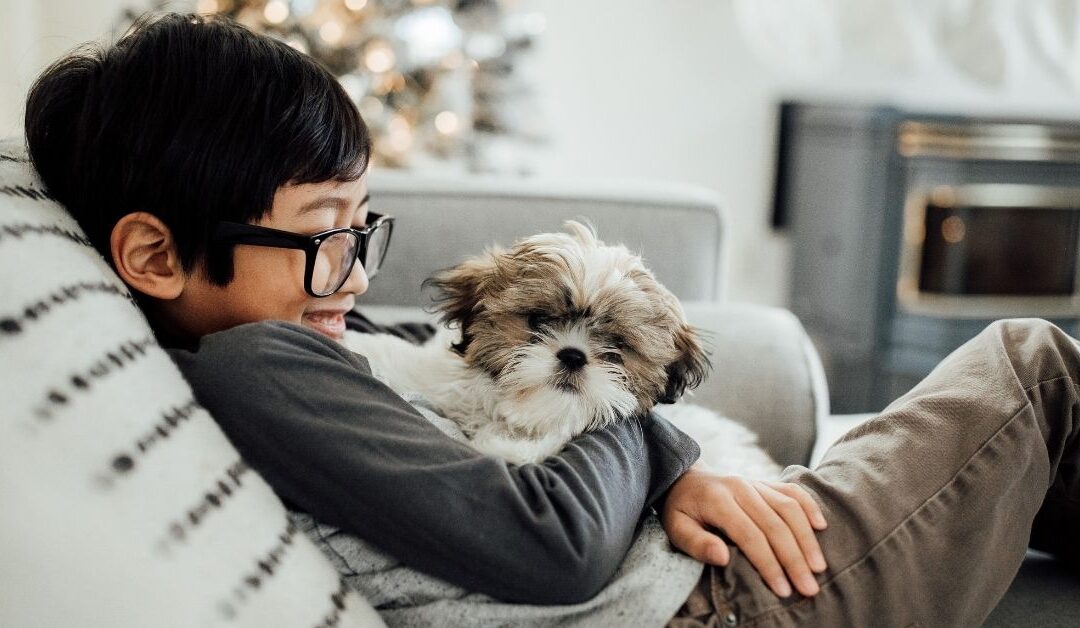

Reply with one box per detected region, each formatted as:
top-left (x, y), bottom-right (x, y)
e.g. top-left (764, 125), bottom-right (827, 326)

top-left (665, 510), bottom-right (730, 566)
top-left (768, 481), bottom-right (828, 530)
top-left (706, 506), bottom-right (793, 598)
top-left (757, 483), bottom-right (828, 574)
top-left (735, 484), bottom-right (820, 597)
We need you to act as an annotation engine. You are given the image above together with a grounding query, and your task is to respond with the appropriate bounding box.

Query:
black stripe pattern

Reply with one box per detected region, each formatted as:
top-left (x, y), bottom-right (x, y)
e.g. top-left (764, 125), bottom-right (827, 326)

top-left (216, 519), bottom-right (301, 620)
top-left (0, 222), bottom-right (92, 247)
top-left (94, 399), bottom-right (204, 489)
top-left (1, 281), bottom-right (133, 338)
top-left (30, 335), bottom-right (157, 424)
top-left (156, 460), bottom-right (253, 556)
top-left (0, 184), bottom-right (54, 201)
top-left (0, 151), bottom-right (29, 163)
top-left (345, 309), bottom-right (436, 345)
top-left (314, 579), bottom-right (351, 628)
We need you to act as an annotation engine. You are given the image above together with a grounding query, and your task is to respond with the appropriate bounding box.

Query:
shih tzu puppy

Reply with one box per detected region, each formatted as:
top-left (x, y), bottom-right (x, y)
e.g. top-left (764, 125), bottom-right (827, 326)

top-left (343, 221), bottom-right (712, 464)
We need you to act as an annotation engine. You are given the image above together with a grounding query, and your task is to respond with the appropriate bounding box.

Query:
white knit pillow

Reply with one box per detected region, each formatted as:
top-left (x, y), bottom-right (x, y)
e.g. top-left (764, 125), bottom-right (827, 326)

top-left (0, 139), bottom-right (384, 628)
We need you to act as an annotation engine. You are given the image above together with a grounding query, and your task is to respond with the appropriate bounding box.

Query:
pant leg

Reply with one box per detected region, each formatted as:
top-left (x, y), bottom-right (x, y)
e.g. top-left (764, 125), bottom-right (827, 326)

top-left (1029, 427), bottom-right (1080, 562)
top-left (708, 319), bottom-right (1080, 628)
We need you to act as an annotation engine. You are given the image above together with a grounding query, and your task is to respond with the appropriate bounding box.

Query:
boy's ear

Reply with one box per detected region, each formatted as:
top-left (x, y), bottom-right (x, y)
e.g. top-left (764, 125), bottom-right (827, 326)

top-left (110, 212), bottom-right (186, 300)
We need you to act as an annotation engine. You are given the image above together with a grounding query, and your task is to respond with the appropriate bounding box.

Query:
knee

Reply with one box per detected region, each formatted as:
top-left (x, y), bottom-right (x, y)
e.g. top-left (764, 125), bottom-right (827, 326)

top-left (981, 318), bottom-right (1080, 383)
top-left (980, 318), bottom-right (1072, 357)
top-left (984, 318), bottom-right (1063, 343)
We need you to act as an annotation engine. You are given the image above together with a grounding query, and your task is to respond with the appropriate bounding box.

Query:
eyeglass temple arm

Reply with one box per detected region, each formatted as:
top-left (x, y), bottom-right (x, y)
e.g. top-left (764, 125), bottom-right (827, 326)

top-left (214, 223), bottom-right (312, 249)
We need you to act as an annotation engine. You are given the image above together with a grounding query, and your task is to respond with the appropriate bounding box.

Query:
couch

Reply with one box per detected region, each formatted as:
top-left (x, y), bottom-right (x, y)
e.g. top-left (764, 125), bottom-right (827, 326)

top-left (0, 137), bottom-right (1075, 626)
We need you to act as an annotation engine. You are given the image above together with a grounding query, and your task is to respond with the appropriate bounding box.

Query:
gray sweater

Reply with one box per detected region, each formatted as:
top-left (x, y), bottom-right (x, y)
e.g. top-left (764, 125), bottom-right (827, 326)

top-left (166, 321), bottom-right (704, 625)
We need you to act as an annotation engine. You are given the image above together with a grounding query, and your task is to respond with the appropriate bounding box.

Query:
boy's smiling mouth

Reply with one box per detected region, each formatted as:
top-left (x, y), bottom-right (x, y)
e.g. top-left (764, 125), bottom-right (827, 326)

top-left (302, 306), bottom-right (352, 340)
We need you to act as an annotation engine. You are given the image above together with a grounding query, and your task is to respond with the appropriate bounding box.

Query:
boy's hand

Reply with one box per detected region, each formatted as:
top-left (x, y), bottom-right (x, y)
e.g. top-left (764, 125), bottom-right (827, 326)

top-left (660, 464), bottom-right (828, 598)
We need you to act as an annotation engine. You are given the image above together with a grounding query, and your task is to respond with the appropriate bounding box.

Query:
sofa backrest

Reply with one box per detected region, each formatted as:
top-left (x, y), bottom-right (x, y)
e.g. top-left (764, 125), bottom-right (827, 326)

top-left (0, 138), bottom-right (383, 626)
top-left (363, 170), bottom-right (726, 308)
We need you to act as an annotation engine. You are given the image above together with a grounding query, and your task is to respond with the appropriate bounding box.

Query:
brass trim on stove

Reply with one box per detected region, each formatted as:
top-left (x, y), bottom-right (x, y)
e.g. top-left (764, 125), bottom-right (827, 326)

top-left (897, 184), bottom-right (1080, 319)
top-left (898, 121), bottom-right (1080, 162)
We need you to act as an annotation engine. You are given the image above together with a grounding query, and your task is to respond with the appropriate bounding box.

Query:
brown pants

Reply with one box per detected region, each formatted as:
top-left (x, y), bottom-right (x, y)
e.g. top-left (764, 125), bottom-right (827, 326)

top-left (668, 319), bottom-right (1079, 627)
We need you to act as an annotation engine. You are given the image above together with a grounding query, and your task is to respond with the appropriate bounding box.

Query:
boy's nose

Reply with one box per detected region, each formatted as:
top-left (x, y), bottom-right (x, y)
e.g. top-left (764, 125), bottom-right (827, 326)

top-left (339, 258), bottom-right (369, 296)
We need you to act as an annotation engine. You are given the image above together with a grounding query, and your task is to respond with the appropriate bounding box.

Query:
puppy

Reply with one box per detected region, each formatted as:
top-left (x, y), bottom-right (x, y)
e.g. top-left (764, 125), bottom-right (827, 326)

top-left (344, 221), bottom-right (711, 464)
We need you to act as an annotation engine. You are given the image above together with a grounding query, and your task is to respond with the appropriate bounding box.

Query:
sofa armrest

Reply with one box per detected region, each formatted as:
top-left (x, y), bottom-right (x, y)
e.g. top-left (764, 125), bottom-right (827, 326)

top-left (680, 302), bottom-right (829, 468)
top-left (359, 302), bottom-right (829, 468)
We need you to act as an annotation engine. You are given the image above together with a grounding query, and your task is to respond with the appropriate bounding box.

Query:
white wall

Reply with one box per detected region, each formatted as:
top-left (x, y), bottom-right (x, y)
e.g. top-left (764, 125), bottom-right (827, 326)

top-left (528, 1), bottom-right (787, 304)
top-left (0, 0), bottom-right (134, 138)
top-left (0, 0), bottom-right (39, 138)
top-left (5, 0), bottom-right (1080, 306)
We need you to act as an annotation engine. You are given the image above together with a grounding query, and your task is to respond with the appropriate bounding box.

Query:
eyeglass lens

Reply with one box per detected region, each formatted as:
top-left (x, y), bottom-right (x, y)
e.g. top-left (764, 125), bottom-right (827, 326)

top-left (312, 231), bottom-right (360, 296)
top-left (364, 223), bottom-right (391, 279)
top-left (311, 222), bottom-right (392, 296)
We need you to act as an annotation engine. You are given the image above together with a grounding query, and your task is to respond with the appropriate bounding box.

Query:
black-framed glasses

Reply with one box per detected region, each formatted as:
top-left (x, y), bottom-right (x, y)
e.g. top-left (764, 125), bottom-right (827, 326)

top-left (213, 213), bottom-right (394, 297)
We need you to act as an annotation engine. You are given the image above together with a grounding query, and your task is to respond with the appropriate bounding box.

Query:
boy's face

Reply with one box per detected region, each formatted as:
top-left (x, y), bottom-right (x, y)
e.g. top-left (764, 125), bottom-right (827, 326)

top-left (167, 172), bottom-right (371, 342)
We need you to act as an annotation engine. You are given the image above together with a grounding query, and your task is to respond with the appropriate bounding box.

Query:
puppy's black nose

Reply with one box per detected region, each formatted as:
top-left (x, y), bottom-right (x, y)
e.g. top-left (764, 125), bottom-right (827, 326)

top-left (556, 347), bottom-right (588, 371)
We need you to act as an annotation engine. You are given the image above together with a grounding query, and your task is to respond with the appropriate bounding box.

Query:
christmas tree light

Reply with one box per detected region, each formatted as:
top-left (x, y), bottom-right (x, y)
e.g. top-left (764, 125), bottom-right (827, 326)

top-left (120, 0), bottom-right (546, 174)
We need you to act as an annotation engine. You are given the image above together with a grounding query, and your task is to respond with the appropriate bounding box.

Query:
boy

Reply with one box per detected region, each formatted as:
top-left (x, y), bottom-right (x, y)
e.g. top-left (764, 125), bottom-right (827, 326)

top-left (25, 12), bottom-right (1079, 627)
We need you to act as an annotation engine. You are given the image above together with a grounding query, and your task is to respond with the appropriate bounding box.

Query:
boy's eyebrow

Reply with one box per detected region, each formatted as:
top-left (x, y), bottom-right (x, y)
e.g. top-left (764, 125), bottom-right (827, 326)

top-left (297, 193), bottom-right (371, 214)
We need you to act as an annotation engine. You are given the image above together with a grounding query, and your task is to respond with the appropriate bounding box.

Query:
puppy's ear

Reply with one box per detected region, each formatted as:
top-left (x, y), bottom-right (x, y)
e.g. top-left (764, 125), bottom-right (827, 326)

top-left (424, 249), bottom-right (500, 354)
top-left (659, 326), bottom-right (711, 404)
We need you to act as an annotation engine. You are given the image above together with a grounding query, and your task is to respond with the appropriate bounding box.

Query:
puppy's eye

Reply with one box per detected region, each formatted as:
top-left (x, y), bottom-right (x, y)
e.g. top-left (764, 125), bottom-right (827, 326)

top-left (600, 351), bottom-right (623, 365)
top-left (526, 312), bottom-right (549, 330)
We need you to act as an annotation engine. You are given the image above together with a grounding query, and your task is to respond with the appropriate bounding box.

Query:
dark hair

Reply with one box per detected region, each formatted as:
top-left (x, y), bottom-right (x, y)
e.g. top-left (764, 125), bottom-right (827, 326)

top-left (24, 11), bottom-right (371, 285)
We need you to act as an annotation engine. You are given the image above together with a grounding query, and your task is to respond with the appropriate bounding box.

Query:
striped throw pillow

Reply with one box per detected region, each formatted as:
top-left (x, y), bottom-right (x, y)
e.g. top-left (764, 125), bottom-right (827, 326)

top-left (0, 138), bottom-right (383, 628)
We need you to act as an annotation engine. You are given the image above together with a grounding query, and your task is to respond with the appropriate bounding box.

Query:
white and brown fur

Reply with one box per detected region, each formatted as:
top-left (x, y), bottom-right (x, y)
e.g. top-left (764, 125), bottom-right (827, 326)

top-left (345, 221), bottom-right (777, 474)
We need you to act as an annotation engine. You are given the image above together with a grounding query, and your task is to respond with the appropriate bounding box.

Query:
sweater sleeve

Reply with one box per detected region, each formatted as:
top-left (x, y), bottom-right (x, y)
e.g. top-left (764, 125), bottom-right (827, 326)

top-left (167, 321), bottom-right (700, 605)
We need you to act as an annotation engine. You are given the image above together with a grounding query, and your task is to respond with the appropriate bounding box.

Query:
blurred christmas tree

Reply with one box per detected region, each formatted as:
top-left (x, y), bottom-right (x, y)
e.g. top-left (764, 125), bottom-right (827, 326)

top-left (119, 0), bottom-right (547, 174)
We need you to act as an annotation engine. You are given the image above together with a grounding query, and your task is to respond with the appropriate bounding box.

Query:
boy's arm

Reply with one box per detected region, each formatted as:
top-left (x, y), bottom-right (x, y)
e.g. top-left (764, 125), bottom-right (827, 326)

top-left (167, 321), bottom-right (699, 605)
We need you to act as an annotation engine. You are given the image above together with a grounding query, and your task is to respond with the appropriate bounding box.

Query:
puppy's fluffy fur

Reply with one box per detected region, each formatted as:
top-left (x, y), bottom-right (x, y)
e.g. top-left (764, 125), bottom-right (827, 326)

top-left (346, 221), bottom-right (774, 473)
